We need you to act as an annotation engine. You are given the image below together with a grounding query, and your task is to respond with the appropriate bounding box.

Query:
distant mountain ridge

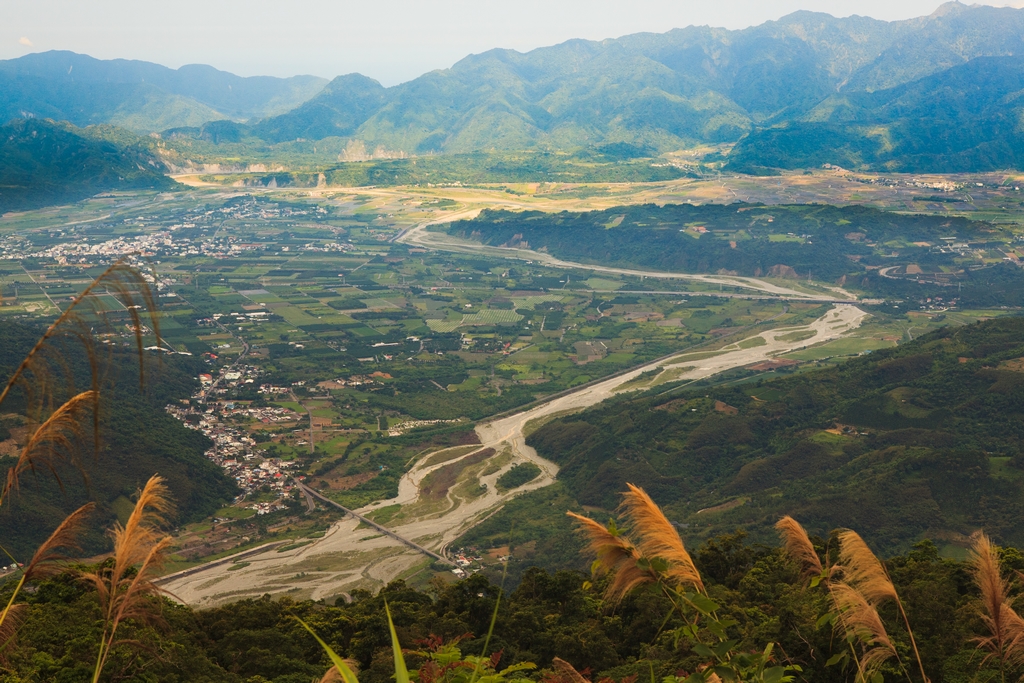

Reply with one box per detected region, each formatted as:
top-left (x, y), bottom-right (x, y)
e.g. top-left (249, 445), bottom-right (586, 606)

top-left (728, 55), bottom-right (1024, 172)
top-left (7, 2), bottom-right (1024, 172)
top-left (0, 51), bottom-right (327, 132)
top-left (241, 0), bottom-right (1024, 166)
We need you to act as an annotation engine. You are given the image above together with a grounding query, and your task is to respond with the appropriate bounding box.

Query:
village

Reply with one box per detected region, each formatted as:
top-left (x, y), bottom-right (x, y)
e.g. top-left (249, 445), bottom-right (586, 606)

top-left (166, 370), bottom-right (306, 515)
top-left (446, 546), bottom-right (492, 579)
top-left (0, 196), bottom-right (347, 264)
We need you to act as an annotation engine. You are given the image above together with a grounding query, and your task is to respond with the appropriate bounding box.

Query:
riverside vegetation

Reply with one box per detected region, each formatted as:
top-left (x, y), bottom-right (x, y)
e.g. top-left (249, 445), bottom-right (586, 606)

top-left (445, 203), bottom-right (1024, 308)
top-left (459, 315), bottom-right (1024, 580)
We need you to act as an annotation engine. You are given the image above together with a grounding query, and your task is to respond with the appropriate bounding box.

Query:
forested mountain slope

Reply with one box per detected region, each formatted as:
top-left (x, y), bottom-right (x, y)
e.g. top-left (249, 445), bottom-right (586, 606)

top-left (0, 118), bottom-right (175, 212)
top-left (728, 55), bottom-right (1024, 172)
top-left (0, 323), bottom-right (237, 559)
top-left (9, 4), bottom-right (1024, 171)
top-left (520, 316), bottom-right (1024, 556)
top-left (242, 1), bottom-right (1024, 162)
top-left (447, 203), bottom-right (1024, 306)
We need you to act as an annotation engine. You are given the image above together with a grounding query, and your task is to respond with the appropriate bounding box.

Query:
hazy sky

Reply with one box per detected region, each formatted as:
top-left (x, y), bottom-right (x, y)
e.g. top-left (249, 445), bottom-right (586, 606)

top-left (2, 0), bottom-right (1022, 85)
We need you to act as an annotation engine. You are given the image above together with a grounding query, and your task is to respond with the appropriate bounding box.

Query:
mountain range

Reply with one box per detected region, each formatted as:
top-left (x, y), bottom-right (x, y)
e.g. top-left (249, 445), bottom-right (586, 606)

top-left (6, 2), bottom-right (1024, 176)
top-left (0, 50), bottom-right (326, 132)
top-left (727, 54), bottom-right (1024, 173)
top-left (214, 0), bottom-right (1024, 171)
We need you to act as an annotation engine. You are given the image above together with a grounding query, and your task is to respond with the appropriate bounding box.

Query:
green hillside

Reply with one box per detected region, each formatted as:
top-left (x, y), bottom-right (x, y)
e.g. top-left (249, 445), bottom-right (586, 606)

top-left (0, 118), bottom-right (175, 212)
top-left (3, 317), bottom-right (1024, 683)
top-left (0, 323), bottom-right (237, 560)
top-left (517, 316), bottom-right (1024, 557)
top-left (188, 148), bottom-right (692, 186)
top-left (252, 73), bottom-right (388, 143)
top-left (728, 55), bottom-right (1024, 172)
top-left (8, 5), bottom-right (1024, 170)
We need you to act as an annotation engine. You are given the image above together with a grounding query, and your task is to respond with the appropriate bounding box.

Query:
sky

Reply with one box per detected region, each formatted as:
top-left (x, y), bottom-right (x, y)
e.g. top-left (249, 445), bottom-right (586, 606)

top-left (2, 0), bottom-right (1022, 85)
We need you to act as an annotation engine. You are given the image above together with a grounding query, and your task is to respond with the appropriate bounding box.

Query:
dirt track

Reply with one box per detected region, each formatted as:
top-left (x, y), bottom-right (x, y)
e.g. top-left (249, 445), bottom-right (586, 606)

top-left (163, 305), bottom-right (867, 607)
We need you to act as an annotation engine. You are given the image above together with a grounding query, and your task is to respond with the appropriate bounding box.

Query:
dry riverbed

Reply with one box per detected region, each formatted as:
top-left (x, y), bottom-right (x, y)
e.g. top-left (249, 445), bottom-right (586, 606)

top-left (162, 305), bottom-right (867, 607)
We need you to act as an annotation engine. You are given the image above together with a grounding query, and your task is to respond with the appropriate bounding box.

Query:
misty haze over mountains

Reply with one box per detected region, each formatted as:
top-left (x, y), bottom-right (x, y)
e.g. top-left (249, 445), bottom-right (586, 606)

top-left (5, 1), bottom-right (1024, 180)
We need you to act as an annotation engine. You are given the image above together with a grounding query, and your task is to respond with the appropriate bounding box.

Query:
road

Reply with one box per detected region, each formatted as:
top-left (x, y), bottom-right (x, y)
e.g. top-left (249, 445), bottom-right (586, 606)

top-left (290, 391), bottom-right (316, 455)
top-left (396, 211), bottom-right (858, 302)
top-left (300, 485), bottom-right (317, 513)
top-left (172, 287), bottom-right (250, 399)
top-left (21, 266), bottom-right (60, 313)
top-left (161, 304), bottom-right (867, 607)
top-left (296, 482), bottom-right (452, 565)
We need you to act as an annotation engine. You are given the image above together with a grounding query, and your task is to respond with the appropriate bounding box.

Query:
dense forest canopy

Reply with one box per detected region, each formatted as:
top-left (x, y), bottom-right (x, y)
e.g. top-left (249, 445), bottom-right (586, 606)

top-left (0, 530), bottom-right (1014, 683)
top-left (0, 119), bottom-right (175, 212)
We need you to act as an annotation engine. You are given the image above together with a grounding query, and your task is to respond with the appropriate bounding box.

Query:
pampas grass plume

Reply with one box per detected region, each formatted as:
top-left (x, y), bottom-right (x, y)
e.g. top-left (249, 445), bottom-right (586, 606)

top-left (619, 483), bottom-right (704, 593)
top-left (775, 516), bottom-right (823, 578)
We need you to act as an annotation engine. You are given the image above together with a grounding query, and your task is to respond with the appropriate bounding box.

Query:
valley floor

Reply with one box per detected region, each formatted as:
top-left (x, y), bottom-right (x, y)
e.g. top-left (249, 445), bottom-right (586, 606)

top-left (162, 304), bottom-right (867, 606)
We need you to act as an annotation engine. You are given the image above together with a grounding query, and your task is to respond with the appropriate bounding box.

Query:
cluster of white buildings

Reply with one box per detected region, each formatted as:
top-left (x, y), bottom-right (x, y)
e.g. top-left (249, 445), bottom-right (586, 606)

top-left (5, 228), bottom-right (267, 264)
top-left (258, 384), bottom-right (292, 395)
top-left (449, 549), bottom-right (486, 578)
top-left (166, 397), bottom-right (302, 497)
top-left (297, 241), bottom-right (352, 253)
top-left (0, 198), bottom-right (342, 264)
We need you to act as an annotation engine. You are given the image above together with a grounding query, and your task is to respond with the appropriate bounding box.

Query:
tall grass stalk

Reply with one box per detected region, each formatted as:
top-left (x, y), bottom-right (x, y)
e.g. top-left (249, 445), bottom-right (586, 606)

top-left (838, 530), bottom-right (928, 683)
top-left (774, 516), bottom-right (823, 580)
top-left (971, 533), bottom-right (1024, 683)
top-left (0, 258), bottom-right (160, 467)
top-left (0, 603), bottom-right (26, 663)
top-left (295, 617), bottom-right (360, 683)
top-left (386, 601), bottom-right (411, 683)
top-left (0, 502), bottom-right (93, 631)
top-left (299, 600), bottom-right (411, 683)
top-left (777, 518), bottom-right (928, 683)
top-left (0, 262), bottom-right (161, 671)
top-left (619, 483), bottom-right (703, 593)
top-left (566, 511), bottom-right (654, 602)
top-left (84, 475), bottom-right (173, 683)
top-left (830, 582), bottom-right (899, 682)
top-left (2, 390), bottom-right (96, 506)
top-left (776, 517), bottom-right (870, 682)
top-left (572, 485), bottom-right (796, 683)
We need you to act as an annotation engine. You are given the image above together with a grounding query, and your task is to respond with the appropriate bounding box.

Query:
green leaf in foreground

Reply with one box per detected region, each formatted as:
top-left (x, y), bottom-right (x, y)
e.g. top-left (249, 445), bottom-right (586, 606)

top-left (385, 601), bottom-right (410, 683)
top-left (295, 617), bottom-right (360, 683)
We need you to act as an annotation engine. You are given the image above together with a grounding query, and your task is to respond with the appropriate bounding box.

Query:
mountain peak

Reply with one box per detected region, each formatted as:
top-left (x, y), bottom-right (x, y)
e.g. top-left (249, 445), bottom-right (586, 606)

top-left (932, 1), bottom-right (970, 16)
